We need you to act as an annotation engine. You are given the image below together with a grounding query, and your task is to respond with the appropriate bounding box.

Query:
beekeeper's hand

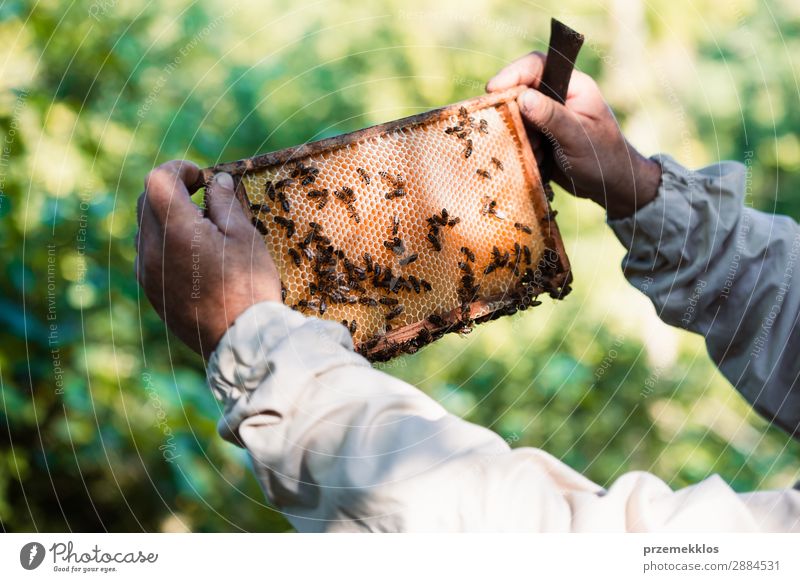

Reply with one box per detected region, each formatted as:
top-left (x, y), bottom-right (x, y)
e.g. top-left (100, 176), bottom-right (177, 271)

top-left (487, 52), bottom-right (661, 218)
top-left (135, 161), bottom-right (281, 356)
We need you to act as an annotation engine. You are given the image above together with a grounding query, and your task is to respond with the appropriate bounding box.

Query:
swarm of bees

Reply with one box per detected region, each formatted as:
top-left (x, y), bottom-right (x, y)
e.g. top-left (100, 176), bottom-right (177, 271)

top-left (231, 102), bottom-right (566, 362)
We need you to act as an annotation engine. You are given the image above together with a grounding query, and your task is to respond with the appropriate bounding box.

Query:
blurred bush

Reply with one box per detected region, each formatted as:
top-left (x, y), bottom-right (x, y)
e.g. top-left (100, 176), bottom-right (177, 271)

top-left (0, 0), bottom-right (798, 531)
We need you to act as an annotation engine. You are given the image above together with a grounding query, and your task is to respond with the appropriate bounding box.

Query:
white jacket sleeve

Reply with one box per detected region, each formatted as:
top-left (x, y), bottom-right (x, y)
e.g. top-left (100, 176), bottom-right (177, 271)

top-left (206, 301), bottom-right (800, 532)
top-left (609, 155), bottom-right (800, 437)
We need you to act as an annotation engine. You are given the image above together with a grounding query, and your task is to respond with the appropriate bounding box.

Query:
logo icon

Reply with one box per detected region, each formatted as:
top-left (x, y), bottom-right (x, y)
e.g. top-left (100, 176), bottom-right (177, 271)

top-left (20, 542), bottom-right (46, 570)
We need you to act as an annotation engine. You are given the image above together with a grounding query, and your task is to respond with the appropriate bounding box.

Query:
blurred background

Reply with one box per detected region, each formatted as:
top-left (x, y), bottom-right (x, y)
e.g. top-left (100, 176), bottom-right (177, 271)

top-left (1, 0), bottom-right (799, 532)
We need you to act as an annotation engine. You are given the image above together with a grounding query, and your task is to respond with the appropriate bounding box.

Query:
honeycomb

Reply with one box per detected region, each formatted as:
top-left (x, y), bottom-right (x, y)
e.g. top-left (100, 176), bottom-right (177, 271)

top-left (204, 88), bottom-right (571, 360)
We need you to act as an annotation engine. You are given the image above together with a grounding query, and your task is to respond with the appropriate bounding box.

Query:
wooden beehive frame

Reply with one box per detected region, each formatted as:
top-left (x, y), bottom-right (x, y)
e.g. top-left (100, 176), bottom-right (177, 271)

top-left (195, 87), bottom-right (572, 360)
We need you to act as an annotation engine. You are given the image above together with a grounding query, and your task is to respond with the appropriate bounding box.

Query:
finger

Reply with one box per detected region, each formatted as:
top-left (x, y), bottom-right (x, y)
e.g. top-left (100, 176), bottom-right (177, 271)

top-left (205, 172), bottom-right (254, 235)
top-left (134, 191), bottom-right (151, 251)
top-left (143, 160), bottom-right (200, 225)
top-left (517, 88), bottom-right (574, 135)
top-left (135, 187), bottom-right (160, 283)
top-left (486, 51), bottom-right (546, 92)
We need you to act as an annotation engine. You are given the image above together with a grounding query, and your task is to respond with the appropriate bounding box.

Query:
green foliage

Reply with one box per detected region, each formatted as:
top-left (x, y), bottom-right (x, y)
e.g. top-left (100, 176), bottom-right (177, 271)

top-left (1, 0), bottom-right (798, 531)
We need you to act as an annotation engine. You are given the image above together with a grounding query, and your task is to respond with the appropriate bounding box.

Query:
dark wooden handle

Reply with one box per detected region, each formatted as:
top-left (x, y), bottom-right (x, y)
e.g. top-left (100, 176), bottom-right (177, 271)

top-left (538, 18), bottom-right (584, 183)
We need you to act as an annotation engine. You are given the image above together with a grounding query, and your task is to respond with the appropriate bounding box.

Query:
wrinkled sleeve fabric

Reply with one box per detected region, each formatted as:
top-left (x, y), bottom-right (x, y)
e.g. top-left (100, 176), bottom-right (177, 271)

top-left (206, 301), bottom-right (800, 532)
top-left (609, 155), bottom-right (800, 437)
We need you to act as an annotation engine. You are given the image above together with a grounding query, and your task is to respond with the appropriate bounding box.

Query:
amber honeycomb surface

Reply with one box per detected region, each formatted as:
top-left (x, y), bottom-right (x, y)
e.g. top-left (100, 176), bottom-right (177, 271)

top-left (239, 103), bottom-right (548, 346)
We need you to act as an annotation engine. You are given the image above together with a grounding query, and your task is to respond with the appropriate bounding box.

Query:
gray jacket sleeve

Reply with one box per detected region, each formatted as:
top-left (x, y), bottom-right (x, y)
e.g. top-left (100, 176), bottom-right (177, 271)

top-left (608, 155), bottom-right (800, 437)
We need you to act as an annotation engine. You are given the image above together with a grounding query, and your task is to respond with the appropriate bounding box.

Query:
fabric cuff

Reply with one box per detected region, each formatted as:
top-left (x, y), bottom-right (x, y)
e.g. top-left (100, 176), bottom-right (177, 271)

top-left (606, 154), bottom-right (698, 263)
top-left (206, 301), bottom-right (307, 403)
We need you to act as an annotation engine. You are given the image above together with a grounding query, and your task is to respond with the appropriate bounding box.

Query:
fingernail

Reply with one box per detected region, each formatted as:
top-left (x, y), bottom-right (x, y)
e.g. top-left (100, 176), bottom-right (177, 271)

top-left (486, 76), bottom-right (498, 92)
top-left (520, 89), bottom-right (538, 111)
top-left (216, 172), bottom-right (234, 190)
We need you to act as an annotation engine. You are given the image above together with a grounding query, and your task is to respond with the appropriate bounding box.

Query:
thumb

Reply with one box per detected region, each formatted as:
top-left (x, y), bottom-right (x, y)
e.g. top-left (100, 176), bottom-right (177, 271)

top-left (518, 89), bottom-right (572, 138)
top-left (206, 172), bottom-right (251, 234)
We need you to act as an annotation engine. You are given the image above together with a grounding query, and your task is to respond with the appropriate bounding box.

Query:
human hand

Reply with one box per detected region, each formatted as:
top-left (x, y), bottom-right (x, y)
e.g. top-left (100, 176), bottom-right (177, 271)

top-left (487, 52), bottom-right (662, 218)
top-left (135, 161), bottom-right (281, 357)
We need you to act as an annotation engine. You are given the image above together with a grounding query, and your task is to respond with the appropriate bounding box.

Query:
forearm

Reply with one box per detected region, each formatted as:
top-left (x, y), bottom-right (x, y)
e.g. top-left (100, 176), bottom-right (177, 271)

top-left (206, 302), bottom-right (800, 532)
top-left (609, 155), bottom-right (800, 436)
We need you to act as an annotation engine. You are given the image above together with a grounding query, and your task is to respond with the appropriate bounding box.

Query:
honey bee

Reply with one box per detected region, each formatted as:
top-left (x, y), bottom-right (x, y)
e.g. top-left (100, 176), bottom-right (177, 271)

top-left (379, 297), bottom-right (399, 306)
top-left (523, 245), bottom-right (532, 266)
top-left (360, 336), bottom-right (380, 353)
top-left (334, 188), bottom-right (354, 203)
top-left (476, 169), bottom-right (491, 179)
top-left (250, 203), bottom-right (271, 213)
top-left (391, 214), bottom-right (400, 235)
top-left (383, 341), bottom-right (402, 358)
top-left (417, 327), bottom-right (432, 343)
top-left (408, 275), bottom-right (421, 293)
top-left (479, 119), bottom-right (489, 134)
top-left (460, 246), bottom-right (476, 262)
top-left (420, 279), bottom-right (432, 291)
top-left (349, 320), bottom-right (357, 334)
top-left (273, 216), bottom-right (295, 239)
top-left (399, 253), bottom-right (418, 266)
top-left (288, 248), bottom-right (301, 267)
top-left (275, 178), bottom-right (294, 190)
top-left (275, 190), bottom-right (290, 213)
top-left (319, 299), bottom-right (327, 315)
top-left (359, 297), bottom-right (378, 306)
top-left (251, 217), bottom-right (269, 235)
top-left (386, 305), bottom-right (404, 320)
top-left (265, 181), bottom-right (277, 201)
top-left (346, 202), bottom-right (361, 223)
top-left (363, 252), bottom-right (374, 272)
top-left (480, 196), bottom-right (496, 216)
top-left (385, 188), bottom-right (406, 200)
top-left (463, 139), bottom-right (473, 159)
top-left (490, 156), bottom-right (503, 170)
top-left (357, 167), bottom-right (370, 184)
top-left (493, 246), bottom-right (510, 267)
top-left (384, 237), bottom-right (405, 255)
top-left (514, 222), bottom-right (532, 234)
top-left (447, 217), bottom-right (460, 227)
top-left (426, 232), bottom-right (442, 251)
top-left (308, 188), bottom-right (328, 198)
top-left (428, 314), bottom-right (445, 326)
